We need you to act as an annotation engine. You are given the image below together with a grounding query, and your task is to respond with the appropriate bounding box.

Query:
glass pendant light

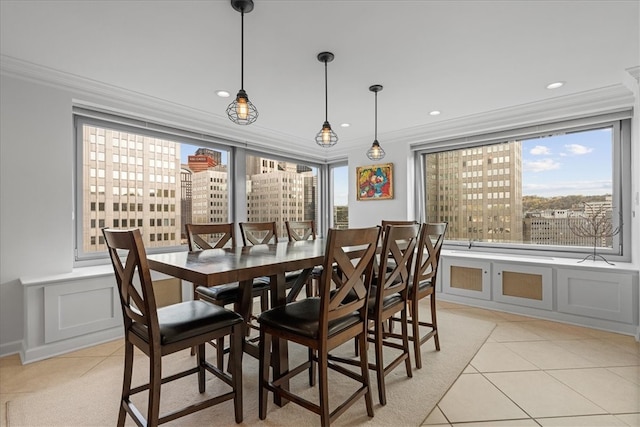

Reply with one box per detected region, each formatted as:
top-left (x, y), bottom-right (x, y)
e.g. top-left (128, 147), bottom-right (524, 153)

top-left (315, 52), bottom-right (338, 147)
top-left (226, 0), bottom-right (258, 125)
top-left (366, 84), bottom-right (386, 160)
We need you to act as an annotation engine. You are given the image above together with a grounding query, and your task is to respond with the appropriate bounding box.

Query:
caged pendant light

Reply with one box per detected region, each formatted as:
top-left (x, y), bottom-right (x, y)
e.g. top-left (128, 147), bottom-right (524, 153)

top-left (366, 84), bottom-right (386, 160)
top-left (226, 0), bottom-right (258, 125)
top-left (315, 52), bottom-right (338, 147)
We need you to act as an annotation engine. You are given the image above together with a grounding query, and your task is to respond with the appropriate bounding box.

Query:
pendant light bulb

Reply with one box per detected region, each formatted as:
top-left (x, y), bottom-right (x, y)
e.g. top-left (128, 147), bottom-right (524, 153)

top-left (315, 52), bottom-right (338, 147)
top-left (227, 1), bottom-right (258, 125)
top-left (366, 84), bottom-right (386, 161)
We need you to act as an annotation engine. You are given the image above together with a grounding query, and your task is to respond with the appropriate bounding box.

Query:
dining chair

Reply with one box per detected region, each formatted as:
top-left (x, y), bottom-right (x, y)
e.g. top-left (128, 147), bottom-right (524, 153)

top-left (239, 221), bottom-right (279, 246)
top-left (102, 228), bottom-right (243, 426)
top-left (362, 223), bottom-right (420, 405)
top-left (240, 221), bottom-right (310, 299)
top-left (391, 222), bottom-right (447, 368)
top-left (257, 226), bottom-right (381, 427)
top-left (285, 220), bottom-right (321, 296)
top-left (186, 223), bottom-right (269, 368)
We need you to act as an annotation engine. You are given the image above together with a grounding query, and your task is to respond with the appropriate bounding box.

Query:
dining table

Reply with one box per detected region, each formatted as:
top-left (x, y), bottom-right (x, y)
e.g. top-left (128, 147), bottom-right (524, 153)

top-left (147, 238), bottom-right (330, 406)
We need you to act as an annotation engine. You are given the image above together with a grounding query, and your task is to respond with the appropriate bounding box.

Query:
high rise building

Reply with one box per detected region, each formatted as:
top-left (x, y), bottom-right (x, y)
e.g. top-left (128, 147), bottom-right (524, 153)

top-left (82, 125), bottom-right (181, 251)
top-left (425, 141), bottom-right (523, 243)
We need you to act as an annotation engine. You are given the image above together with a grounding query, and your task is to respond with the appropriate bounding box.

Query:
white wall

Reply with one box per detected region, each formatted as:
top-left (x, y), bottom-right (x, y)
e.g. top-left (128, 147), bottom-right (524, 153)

top-left (1, 69), bottom-right (639, 356)
top-left (0, 76), bottom-right (75, 354)
top-left (346, 142), bottom-right (413, 228)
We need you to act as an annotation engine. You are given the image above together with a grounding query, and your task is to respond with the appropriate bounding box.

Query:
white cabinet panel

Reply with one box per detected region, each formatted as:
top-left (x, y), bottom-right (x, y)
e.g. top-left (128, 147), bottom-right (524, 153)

top-left (557, 269), bottom-right (634, 323)
top-left (493, 263), bottom-right (553, 310)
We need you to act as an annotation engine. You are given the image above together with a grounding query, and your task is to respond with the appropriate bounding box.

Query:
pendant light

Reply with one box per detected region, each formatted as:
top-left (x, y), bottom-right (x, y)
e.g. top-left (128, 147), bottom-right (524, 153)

top-left (366, 84), bottom-right (386, 160)
top-left (226, 0), bottom-right (258, 125)
top-left (315, 52), bottom-right (338, 147)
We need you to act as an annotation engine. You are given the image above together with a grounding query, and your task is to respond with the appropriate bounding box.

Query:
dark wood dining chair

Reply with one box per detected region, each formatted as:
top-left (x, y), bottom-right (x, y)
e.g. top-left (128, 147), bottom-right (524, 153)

top-left (391, 222), bottom-right (447, 368)
top-left (285, 220), bottom-right (321, 296)
top-left (102, 228), bottom-right (243, 426)
top-left (239, 221), bottom-right (278, 246)
top-left (240, 221), bottom-right (310, 299)
top-left (362, 223), bottom-right (420, 405)
top-left (186, 223), bottom-right (269, 368)
top-left (257, 226), bottom-right (381, 427)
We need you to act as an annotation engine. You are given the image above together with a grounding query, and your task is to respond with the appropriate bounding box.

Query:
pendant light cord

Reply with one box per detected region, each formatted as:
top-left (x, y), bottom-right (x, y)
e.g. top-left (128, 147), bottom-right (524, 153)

top-left (240, 10), bottom-right (244, 90)
top-left (374, 90), bottom-right (378, 139)
top-left (324, 60), bottom-right (328, 121)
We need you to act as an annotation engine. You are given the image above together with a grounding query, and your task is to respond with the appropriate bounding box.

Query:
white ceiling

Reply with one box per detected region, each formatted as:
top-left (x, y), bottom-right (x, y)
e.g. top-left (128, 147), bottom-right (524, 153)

top-left (1, 0), bottom-right (638, 160)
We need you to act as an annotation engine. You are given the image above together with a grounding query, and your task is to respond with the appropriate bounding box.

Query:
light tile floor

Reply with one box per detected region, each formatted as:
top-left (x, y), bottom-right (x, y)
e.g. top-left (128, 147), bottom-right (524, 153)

top-left (1, 302), bottom-right (638, 427)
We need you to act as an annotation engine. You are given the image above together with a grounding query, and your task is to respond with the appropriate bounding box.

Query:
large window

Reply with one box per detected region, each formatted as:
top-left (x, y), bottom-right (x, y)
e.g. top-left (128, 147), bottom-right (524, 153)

top-left (76, 115), bottom-right (231, 259)
top-left (419, 116), bottom-right (631, 261)
top-left (245, 153), bottom-right (318, 238)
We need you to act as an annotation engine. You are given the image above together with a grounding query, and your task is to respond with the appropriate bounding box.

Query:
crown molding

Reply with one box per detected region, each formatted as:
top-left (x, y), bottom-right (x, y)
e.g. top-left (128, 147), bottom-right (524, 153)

top-left (0, 55), bottom-right (328, 162)
top-left (3, 54), bottom-right (635, 162)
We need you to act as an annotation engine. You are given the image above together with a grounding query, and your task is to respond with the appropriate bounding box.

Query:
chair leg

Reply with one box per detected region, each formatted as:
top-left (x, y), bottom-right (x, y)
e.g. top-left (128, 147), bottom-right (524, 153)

top-left (358, 330), bottom-right (375, 418)
top-left (318, 349), bottom-right (330, 427)
top-left (411, 300), bottom-right (423, 369)
top-left (401, 308), bottom-right (413, 378)
top-left (231, 324), bottom-right (244, 423)
top-left (118, 341), bottom-right (134, 427)
top-left (215, 337), bottom-right (225, 370)
top-left (197, 343), bottom-right (206, 393)
top-left (258, 330), bottom-right (271, 420)
top-left (374, 322), bottom-right (387, 406)
top-left (308, 348), bottom-right (316, 386)
top-left (147, 350), bottom-right (162, 427)
top-left (431, 294), bottom-right (440, 351)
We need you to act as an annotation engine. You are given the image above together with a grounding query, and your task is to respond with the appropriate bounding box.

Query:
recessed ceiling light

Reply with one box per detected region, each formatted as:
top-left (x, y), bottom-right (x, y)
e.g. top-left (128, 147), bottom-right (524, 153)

top-left (546, 81), bottom-right (565, 89)
top-left (216, 90), bottom-right (231, 98)
top-left (340, 123), bottom-right (350, 128)
top-left (429, 110), bottom-right (441, 116)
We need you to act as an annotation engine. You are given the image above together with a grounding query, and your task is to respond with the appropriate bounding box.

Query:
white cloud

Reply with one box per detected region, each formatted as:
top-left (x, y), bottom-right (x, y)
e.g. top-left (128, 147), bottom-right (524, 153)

top-left (564, 144), bottom-right (593, 155)
top-left (529, 145), bottom-right (551, 155)
top-left (523, 158), bottom-right (561, 172)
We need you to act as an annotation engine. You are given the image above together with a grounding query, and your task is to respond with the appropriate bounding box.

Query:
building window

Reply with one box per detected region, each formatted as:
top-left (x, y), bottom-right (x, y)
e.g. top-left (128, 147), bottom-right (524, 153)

top-left (418, 117), bottom-right (630, 261)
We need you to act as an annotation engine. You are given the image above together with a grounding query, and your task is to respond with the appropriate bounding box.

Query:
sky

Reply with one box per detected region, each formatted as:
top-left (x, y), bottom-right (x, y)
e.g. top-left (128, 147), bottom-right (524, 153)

top-left (521, 128), bottom-right (612, 197)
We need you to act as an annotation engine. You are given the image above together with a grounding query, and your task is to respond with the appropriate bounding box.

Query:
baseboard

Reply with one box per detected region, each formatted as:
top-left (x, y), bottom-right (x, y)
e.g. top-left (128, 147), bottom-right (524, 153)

top-left (0, 339), bottom-right (23, 359)
top-left (20, 328), bottom-right (123, 364)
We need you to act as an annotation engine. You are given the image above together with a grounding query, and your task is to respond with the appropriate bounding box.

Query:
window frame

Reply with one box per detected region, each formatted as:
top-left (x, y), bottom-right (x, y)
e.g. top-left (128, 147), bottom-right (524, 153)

top-left (415, 115), bottom-right (632, 262)
top-left (74, 111), bottom-right (326, 265)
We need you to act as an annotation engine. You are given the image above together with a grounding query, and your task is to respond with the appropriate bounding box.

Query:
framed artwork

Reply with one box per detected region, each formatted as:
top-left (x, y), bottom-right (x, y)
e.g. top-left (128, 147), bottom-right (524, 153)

top-left (356, 163), bottom-right (394, 200)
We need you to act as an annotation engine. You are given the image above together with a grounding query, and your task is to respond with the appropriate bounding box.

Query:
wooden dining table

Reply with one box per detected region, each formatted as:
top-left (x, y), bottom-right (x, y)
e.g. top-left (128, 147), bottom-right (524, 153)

top-left (147, 238), bottom-right (329, 406)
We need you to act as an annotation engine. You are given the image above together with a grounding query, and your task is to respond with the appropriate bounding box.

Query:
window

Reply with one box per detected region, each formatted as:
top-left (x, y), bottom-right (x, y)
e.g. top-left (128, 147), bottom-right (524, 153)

top-left (245, 153), bottom-right (318, 238)
top-left (331, 163), bottom-right (348, 229)
top-left (75, 115), bottom-right (231, 259)
top-left (418, 116), bottom-right (631, 261)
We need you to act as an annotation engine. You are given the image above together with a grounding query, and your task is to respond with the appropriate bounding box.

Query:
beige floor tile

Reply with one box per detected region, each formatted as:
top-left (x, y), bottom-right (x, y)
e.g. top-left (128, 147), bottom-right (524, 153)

top-left (0, 356), bottom-right (103, 394)
top-left (58, 338), bottom-right (124, 358)
top-left (503, 340), bottom-right (598, 369)
top-left (437, 373), bottom-right (528, 423)
top-left (552, 338), bottom-right (640, 366)
top-left (518, 320), bottom-right (594, 341)
top-left (488, 322), bottom-right (546, 342)
top-left (451, 420), bottom-right (539, 426)
top-left (470, 342), bottom-right (539, 373)
top-left (614, 413), bottom-right (640, 426)
top-left (607, 366), bottom-right (640, 385)
top-left (491, 311), bottom-right (537, 323)
top-left (463, 364), bottom-right (478, 374)
top-left (485, 371), bottom-right (607, 418)
top-left (423, 406), bottom-right (449, 425)
top-left (443, 307), bottom-right (507, 323)
top-left (536, 414), bottom-right (628, 426)
top-left (0, 355), bottom-right (21, 369)
top-left (548, 368), bottom-right (640, 413)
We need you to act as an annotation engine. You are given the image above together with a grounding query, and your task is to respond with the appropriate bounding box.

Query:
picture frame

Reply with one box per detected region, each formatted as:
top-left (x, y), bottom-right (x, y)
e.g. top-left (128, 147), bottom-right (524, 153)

top-left (356, 163), bottom-right (394, 200)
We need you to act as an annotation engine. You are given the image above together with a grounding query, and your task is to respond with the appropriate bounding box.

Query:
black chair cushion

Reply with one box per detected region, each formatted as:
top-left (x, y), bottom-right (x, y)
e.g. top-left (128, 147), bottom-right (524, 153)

top-left (195, 278), bottom-right (270, 302)
top-left (407, 278), bottom-right (434, 294)
top-left (131, 300), bottom-right (243, 345)
top-left (258, 297), bottom-right (360, 339)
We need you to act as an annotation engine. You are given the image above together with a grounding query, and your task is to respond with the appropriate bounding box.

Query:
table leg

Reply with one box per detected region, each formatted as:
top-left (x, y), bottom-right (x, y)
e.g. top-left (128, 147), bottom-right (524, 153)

top-left (270, 271), bottom-right (289, 406)
top-left (238, 279), bottom-right (258, 360)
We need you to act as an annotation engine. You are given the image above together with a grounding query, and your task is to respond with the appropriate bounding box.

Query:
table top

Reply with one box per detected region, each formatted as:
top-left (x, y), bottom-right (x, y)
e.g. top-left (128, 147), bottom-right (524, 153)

top-left (147, 239), bottom-right (327, 287)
